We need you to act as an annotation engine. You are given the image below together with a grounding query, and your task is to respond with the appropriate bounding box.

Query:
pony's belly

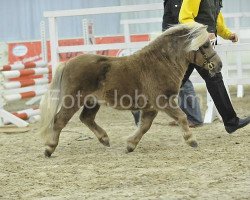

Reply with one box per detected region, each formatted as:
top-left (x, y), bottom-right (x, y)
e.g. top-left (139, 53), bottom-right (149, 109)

top-left (91, 90), bottom-right (149, 110)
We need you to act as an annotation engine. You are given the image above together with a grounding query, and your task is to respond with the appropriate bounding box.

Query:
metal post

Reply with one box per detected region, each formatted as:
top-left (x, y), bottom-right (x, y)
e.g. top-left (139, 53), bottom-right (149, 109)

top-left (124, 23), bottom-right (131, 54)
top-left (48, 17), bottom-right (59, 76)
top-left (40, 21), bottom-right (48, 63)
top-left (82, 19), bottom-right (89, 45)
top-left (234, 17), bottom-right (244, 97)
top-left (82, 19), bottom-right (96, 54)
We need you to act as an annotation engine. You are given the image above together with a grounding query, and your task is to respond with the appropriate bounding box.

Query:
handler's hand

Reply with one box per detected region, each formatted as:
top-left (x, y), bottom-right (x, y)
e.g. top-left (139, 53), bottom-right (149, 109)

top-left (208, 33), bottom-right (216, 40)
top-left (229, 33), bottom-right (238, 43)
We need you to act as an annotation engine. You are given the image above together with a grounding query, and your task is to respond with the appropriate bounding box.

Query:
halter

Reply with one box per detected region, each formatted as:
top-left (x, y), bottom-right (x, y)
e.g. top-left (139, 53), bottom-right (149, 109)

top-left (193, 42), bottom-right (217, 72)
top-left (198, 47), bottom-right (217, 70)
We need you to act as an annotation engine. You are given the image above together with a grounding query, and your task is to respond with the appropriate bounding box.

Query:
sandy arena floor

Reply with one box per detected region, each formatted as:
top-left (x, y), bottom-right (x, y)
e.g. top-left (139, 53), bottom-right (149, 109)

top-left (0, 87), bottom-right (250, 199)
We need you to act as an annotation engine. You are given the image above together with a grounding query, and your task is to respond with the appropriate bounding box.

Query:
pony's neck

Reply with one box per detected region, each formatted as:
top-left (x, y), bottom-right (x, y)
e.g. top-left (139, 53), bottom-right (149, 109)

top-left (131, 43), bottom-right (189, 84)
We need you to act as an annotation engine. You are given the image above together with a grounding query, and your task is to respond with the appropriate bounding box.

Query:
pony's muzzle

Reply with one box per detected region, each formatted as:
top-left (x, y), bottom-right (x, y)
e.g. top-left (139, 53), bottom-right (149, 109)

top-left (208, 61), bottom-right (222, 77)
top-left (210, 60), bottom-right (222, 73)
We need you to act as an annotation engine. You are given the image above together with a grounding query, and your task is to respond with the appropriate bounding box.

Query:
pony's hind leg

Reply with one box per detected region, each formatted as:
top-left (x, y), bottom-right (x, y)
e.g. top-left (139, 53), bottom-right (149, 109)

top-left (164, 99), bottom-right (198, 148)
top-left (44, 101), bottom-right (80, 157)
top-left (79, 103), bottom-right (110, 147)
top-left (127, 109), bottom-right (158, 152)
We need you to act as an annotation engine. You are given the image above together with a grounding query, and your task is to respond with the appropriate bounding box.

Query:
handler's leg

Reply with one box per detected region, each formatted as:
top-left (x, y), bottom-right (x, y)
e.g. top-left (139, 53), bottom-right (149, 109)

top-left (127, 109), bottom-right (158, 152)
top-left (179, 79), bottom-right (203, 126)
top-left (194, 64), bottom-right (250, 133)
top-left (181, 64), bottom-right (195, 86)
top-left (132, 111), bottom-right (140, 126)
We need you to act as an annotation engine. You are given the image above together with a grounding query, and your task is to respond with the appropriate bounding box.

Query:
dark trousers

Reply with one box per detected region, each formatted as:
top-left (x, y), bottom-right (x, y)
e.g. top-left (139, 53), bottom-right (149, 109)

top-left (183, 63), bottom-right (238, 126)
top-left (179, 79), bottom-right (203, 125)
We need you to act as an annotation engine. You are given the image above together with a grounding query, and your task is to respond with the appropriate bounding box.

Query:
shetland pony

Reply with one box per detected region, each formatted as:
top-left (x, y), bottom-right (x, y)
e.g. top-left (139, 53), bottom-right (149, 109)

top-left (39, 22), bottom-right (222, 157)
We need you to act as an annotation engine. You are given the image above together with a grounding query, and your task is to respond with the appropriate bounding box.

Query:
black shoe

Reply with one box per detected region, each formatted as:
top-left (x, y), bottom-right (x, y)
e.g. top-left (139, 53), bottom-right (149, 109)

top-left (225, 116), bottom-right (250, 134)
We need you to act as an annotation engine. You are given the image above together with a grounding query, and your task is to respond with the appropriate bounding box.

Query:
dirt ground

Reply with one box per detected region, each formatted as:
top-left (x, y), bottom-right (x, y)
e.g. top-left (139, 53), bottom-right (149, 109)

top-left (0, 87), bottom-right (250, 200)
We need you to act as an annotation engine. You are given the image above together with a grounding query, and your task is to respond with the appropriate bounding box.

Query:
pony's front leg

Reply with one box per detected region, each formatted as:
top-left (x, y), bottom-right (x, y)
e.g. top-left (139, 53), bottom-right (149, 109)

top-left (127, 109), bottom-right (158, 152)
top-left (161, 98), bottom-right (198, 148)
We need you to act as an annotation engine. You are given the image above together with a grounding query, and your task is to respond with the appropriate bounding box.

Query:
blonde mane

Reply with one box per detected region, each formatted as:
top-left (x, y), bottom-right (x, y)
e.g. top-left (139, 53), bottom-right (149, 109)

top-left (161, 22), bottom-right (209, 51)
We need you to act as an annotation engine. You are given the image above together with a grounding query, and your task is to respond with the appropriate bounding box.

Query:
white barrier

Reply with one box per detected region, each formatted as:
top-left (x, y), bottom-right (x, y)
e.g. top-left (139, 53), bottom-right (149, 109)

top-left (0, 61), bottom-right (50, 127)
top-left (3, 108), bottom-right (40, 125)
top-left (2, 77), bottom-right (50, 90)
top-left (0, 19), bottom-right (52, 128)
top-left (0, 67), bottom-right (51, 80)
top-left (0, 60), bottom-right (47, 71)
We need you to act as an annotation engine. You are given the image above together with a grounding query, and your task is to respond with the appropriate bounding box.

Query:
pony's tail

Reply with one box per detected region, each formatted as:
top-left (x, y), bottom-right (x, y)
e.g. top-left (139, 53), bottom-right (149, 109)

top-left (39, 62), bottom-right (66, 140)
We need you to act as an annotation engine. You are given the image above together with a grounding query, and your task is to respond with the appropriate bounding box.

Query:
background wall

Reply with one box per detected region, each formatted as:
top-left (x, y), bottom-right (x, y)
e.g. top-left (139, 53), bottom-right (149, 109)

top-left (0, 0), bottom-right (120, 41)
top-left (1, 0), bottom-right (250, 42)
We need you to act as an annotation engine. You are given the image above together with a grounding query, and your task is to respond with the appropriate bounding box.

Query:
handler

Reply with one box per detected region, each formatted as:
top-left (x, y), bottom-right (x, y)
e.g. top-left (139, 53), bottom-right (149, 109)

top-left (178, 0), bottom-right (250, 133)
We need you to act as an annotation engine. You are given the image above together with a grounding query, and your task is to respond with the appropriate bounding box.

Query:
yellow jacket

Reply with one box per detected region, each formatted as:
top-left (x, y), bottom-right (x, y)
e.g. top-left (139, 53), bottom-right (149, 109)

top-left (179, 0), bottom-right (232, 40)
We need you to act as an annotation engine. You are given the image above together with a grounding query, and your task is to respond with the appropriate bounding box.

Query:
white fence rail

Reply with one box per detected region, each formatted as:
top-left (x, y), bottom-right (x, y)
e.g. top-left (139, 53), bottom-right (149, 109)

top-left (44, 3), bottom-right (163, 73)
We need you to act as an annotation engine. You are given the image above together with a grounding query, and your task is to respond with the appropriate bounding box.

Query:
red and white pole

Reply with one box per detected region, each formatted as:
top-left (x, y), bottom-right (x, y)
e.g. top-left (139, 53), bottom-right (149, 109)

top-left (0, 61), bottom-right (47, 71)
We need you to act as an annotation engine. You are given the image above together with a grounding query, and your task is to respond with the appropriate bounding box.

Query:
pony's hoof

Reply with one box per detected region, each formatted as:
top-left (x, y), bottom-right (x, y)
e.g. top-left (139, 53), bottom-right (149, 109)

top-left (44, 149), bottom-right (52, 157)
top-left (44, 145), bottom-right (56, 157)
top-left (126, 147), bottom-right (134, 153)
top-left (126, 143), bottom-right (136, 153)
top-left (99, 137), bottom-right (110, 147)
top-left (189, 140), bottom-right (198, 148)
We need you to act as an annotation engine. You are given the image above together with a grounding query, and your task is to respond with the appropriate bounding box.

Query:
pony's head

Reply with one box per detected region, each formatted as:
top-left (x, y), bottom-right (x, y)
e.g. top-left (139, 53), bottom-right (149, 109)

top-left (183, 22), bottom-right (222, 76)
top-left (160, 22), bottom-right (222, 76)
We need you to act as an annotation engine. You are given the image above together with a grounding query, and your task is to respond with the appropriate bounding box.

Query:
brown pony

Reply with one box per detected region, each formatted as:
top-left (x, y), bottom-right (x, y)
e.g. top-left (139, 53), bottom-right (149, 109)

top-left (39, 22), bottom-right (222, 157)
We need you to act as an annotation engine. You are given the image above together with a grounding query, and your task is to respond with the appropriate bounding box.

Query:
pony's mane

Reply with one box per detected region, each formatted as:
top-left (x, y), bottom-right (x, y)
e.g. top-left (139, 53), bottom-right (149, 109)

top-left (132, 22), bottom-right (209, 71)
top-left (161, 22), bottom-right (209, 51)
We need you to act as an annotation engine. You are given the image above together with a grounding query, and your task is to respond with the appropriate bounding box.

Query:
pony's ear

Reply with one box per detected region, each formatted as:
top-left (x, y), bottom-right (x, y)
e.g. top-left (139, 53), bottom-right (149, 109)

top-left (187, 25), bottom-right (209, 51)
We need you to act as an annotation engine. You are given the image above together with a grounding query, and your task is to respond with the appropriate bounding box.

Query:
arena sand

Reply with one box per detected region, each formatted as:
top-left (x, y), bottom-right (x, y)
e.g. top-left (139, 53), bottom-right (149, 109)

top-left (0, 87), bottom-right (250, 200)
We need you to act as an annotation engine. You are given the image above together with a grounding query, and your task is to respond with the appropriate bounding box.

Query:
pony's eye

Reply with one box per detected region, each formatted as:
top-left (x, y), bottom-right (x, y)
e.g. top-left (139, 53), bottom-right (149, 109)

top-left (203, 42), bottom-right (210, 48)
